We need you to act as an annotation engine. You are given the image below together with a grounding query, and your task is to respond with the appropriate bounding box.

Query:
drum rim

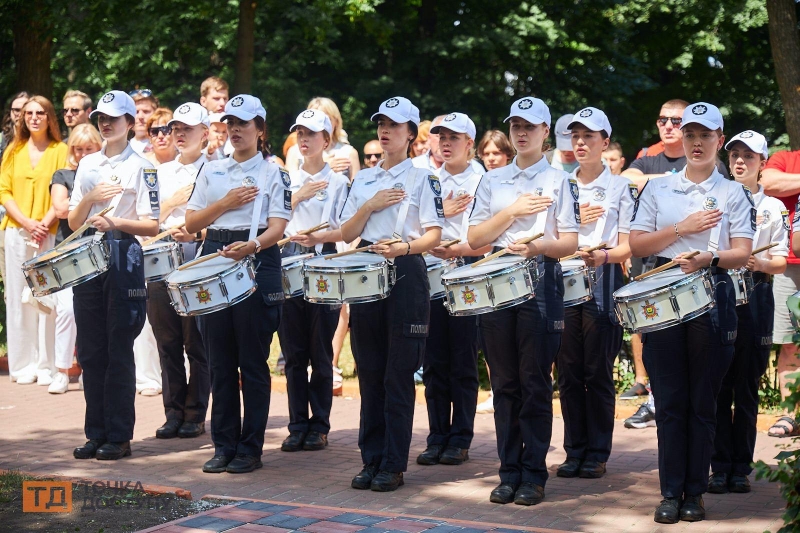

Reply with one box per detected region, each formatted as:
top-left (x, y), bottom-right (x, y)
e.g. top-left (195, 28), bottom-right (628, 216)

top-left (281, 253), bottom-right (315, 266)
top-left (613, 268), bottom-right (709, 300)
top-left (143, 241), bottom-right (179, 253)
top-left (564, 294), bottom-right (594, 307)
top-left (304, 253), bottom-right (386, 268)
top-left (173, 285), bottom-right (258, 316)
top-left (627, 303), bottom-right (715, 333)
top-left (23, 237), bottom-right (108, 268)
top-left (442, 258), bottom-right (533, 284)
top-left (304, 291), bottom-right (389, 305)
top-left (302, 262), bottom-right (388, 274)
top-left (446, 291), bottom-right (535, 316)
top-left (166, 256), bottom-right (254, 286)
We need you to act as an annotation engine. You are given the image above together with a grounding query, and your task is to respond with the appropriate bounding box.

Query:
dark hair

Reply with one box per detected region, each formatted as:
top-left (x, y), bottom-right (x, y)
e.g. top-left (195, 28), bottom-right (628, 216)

top-left (477, 130), bottom-right (515, 160)
top-left (1, 91), bottom-right (31, 145)
top-left (406, 122), bottom-right (418, 157)
top-left (254, 116), bottom-right (274, 159)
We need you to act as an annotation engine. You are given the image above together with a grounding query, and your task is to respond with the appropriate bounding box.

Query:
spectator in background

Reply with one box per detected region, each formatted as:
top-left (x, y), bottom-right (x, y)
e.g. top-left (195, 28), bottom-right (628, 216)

top-left (362, 139), bottom-right (382, 168)
top-left (206, 112), bottom-right (230, 160)
top-left (411, 120), bottom-right (432, 158)
top-left (144, 108), bottom-right (178, 167)
top-left (603, 141), bottom-right (626, 174)
top-left (477, 130), bottom-right (514, 171)
top-left (549, 114), bottom-right (578, 173)
top-left (48, 124), bottom-right (102, 394)
top-left (0, 91), bottom-right (30, 161)
top-left (129, 90), bottom-right (158, 155)
top-left (62, 90), bottom-right (93, 138)
top-left (199, 76), bottom-right (229, 114)
top-left (283, 131), bottom-right (298, 161)
top-left (0, 95), bottom-right (66, 385)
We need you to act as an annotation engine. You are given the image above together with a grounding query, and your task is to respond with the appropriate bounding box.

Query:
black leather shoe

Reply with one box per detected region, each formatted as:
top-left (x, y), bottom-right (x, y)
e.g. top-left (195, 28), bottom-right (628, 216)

top-left (303, 431), bottom-right (328, 451)
top-left (281, 430), bottom-right (307, 452)
top-left (514, 482), bottom-right (545, 506)
top-left (579, 460), bottom-right (606, 479)
top-left (654, 497), bottom-right (681, 524)
top-left (226, 454), bottom-right (262, 473)
top-left (370, 471), bottom-right (404, 492)
top-left (155, 419), bottom-right (182, 439)
top-left (416, 445), bottom-right (443, 465)
top-left (351, 464), bottom-right (379, 490)
top-left (202, 455), bottom-right (232, 473)
top-left (679, 495), bottom-right (705, 522)
top-left (177, 421), bottom-right (205, 438)
top-left (707, 472), bottom-right (729, 494)
top-left (489, 482), bottom-right (518, 504)
top-left (95, 441), bottom-right (131, 460)
top-left (729, 474), bottom-right (751, 493)
top-left (439, 446), bottom-right (469, 465)
top-left (556, 458), bottom-right (582, 478)
top-left (74, 439), bottom-right (106, 459)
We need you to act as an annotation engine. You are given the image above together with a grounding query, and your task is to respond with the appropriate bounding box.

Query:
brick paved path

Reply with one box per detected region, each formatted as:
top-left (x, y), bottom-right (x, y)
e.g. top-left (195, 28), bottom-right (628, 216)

top-left (0, 378), bottom-right (789, 532)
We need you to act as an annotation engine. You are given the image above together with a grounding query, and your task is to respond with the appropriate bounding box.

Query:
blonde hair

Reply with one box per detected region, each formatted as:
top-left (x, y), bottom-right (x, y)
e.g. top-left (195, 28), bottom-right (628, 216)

top-left (62, 90), bottom-right (92, 110)
top-left (417, 120), bottom-right (432, 144)
top-left (146, 108), bottom-right (173, 131)
top-left (200, 76), bottom-right (229, 97)
top-left (307, 97), bottom-right (347, 145)
top-left (67, 124), bottom-right (102, 169)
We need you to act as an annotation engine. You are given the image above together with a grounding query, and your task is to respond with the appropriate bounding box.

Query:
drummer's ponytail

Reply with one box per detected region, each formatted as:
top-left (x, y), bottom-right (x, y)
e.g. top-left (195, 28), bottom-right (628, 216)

top-left (254, 116), bottom-right (273, 160)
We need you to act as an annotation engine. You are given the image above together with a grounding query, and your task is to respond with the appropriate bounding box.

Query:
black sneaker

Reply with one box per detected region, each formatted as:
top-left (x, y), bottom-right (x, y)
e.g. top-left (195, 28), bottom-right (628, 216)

top-left (624, 403), bottom-right (656, 429)
top-left (620, 382), bottom-right (648, 400)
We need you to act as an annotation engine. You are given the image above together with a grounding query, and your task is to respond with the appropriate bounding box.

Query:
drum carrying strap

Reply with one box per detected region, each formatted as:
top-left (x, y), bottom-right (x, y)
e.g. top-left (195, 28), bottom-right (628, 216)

top-left (92, 170), bottom-right (137, 243)
top-left (315, 166), bottom-right (336, 254)
top-left (247, 160), bottom-right (270, 244)
top-left (706, 180), bottom-right (731, 253)
top-left (530, 170), bottom-right (560, 238)
top-left (391, 167), bottom-right (419, 240)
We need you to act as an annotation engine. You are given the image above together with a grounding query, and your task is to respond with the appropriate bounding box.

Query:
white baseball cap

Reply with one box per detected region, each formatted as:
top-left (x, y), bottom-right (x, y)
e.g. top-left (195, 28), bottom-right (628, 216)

top-left (554, 114), bottom-right (574, 151)
top-left (290, 109), bottom-right (333, 136)
top-left (90, 90), bottom-right (136, 119)
top-left (430, 112), bottom-right (477, 141)
top-left (725, 130), bottom-right (769, 159)
top-left (504, 97), bottom-right (551, 128)
top-left (370, 97), bottom-right (421, 126)
top-left (207, 112), bottom-right (225, 125)
top-left (681, 102), bottom-right (724, 132)
top-left (222, 94), bottom-right (267, 122)
top-left (169, 102), bottom-right (209, 128)
top-left (568, 107), bottom-right (612, 138)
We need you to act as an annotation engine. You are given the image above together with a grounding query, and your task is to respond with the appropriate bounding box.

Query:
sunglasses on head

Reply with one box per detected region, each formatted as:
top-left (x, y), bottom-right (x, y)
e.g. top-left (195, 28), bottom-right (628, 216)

top-left (129, 89), bottom-right (153, 97)
top-left (149, 125), bottom-right (172, 137)
top-left (364, 152), bottom-right (381, 159)
top-left (657, 117), bottom-right (682, 126)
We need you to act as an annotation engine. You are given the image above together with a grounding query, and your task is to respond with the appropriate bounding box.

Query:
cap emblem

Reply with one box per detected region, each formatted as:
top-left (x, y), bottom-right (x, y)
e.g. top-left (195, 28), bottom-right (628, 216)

top-left (579, 109), bottom-right (593, 118)
top-left (518, 99), bottom-right (533, 110)
top-left (692, 105), bottom-right (708, 115)
top-left (301, 110), bottom-right (315, 118)
top-left (385, 98), bottom-right (400, 108)
top-left (102, 93), bottom-right (115, 104)
top-left (444, 113), bottom-right (457, 122)
top-left (230, 97), bottom-right (244, 107)
top-left (177, 104), bottom-right (191, 114)
top-left (740, 131), bottom-right (754, 138)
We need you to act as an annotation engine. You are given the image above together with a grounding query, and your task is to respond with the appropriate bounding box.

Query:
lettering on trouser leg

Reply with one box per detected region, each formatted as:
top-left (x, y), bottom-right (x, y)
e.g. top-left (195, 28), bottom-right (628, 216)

top-left (404, 323), bottom-right (429, 337)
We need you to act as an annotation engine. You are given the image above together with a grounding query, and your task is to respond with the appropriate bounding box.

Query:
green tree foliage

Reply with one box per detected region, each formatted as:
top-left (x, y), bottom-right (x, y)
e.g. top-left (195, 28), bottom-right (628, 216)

top-left (0, 0), bottom-right (794, 160)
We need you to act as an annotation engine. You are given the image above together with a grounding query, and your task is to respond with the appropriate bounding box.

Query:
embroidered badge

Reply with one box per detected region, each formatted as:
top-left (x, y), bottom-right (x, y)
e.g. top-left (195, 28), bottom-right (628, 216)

top-left (640, 299), bottom-right (661, 321)
top-left (143, 169), bottom-right (158, 189)
top-left (35, 271), bottom-right (47, 288)
top-left (428, 175), bottom-right (442, 196)
top-left (315, 189), bottom-right (328, 201)
top-left (284, 190), bottom-right (292, 210)
top-left (242, 176), bottom-right (256, 187)
top-left (230, 96), bottom-right (244, 107)
top-left (535, 187), bottom-right (543, 196)
top-left (743, 185), bottom-right (755, 207)
top-left (126, 242), bottom-right (142, 271)
top-left (456, 188), bottom-right (468, 197)
top-left (783, 209), bottom-right (790, 231)
top-left (628, 183), bottom-right (639, 201)
top-left (108, 174), bottom-right (121, 184)
top-left (434, 196), bottom-right (445, 218)
top-left (579, 108), bottom-right (593, 118)
top-left (692, 104), bottom-right (708, 115)
top-left (315, 275), bottom-right (330, 294)
top-left (461, 285), bottom-right (479, 305)
top-left (280, 168), bottom-right (291, 187)
top-left (393, 182), bottom-right (404, 190)
top-left (301, 110), bottom-right (315, 118)
top-left (759, 209), bottom-right (771, 228)
top-left (149, 190), bottom-right (160, 212)
top-left (101, 93), bottom-right (115, 103)
top-left (751, 208), bottom-right (757, 231)
top-left (740, 131), bottom-right (754, 139)
top-left (518, 99), bottom-right (533, 110)
top-left (568, 179), bottom-right (579, 201)
top-left (444, 113), bottom-right (457, 122)
top-left (196, 286), bottom-right (212, 304)
top-left (385, 98), bottom-right (400, 108)
top-left (593, 190), bottom-right (606, 202)
top-left (703, 197), bottom-right (718, 210)
top-left (177, 104), bottom-right (191, 115)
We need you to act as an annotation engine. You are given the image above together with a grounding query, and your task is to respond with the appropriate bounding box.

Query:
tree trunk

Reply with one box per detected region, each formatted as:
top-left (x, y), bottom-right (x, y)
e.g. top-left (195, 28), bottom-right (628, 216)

top-left (767, 0), bottom-right (800, 149)
top-left (233, 0), bottom-right (257, 95)
top-left (13, 0), bottom-right (53, 99)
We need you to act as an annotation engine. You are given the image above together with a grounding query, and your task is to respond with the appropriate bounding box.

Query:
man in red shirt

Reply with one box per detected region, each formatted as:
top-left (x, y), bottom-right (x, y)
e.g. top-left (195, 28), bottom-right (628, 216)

top-left (761, 149), bottom-right (800, 437)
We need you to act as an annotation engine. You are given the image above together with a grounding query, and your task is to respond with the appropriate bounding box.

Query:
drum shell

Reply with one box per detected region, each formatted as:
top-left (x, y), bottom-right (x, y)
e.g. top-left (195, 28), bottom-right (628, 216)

top-left (442, 258), bottom-right (537, 316)
top-left (165, 257), bottom-right (257, 316)
top-left (22, 237), bottom-right (110, 296)
top-left (425, 256), bottom-right (461, 300)
top-left (143, 241), bottom-right (182, 282)
top-left (728, 268), bottom-right (754, 306)
top-left (281, 254), bottom-right (313, 298)
top-left (561, 259), bottom-right (594, 307)
top-left (302, 253), bottom-right (393, 304)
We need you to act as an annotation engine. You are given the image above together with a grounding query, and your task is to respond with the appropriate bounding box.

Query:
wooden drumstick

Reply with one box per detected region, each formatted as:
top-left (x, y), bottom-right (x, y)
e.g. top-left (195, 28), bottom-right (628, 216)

top-left (422, 239), bottom-right (461, 256)
top-left (560, 242), bottom-right (609, 262)
top-left (276, 222), bottom-right (331, 247)
top-left (324, 238), bottom-right (402, 260)
top-left (633, 251), bottom-right (700, 281)
top-left (141, 223), bottom-right (187, 246)
top-left (177, 242), bottom-right (248, 271)
top-left (55, 206), bottom-right (114, 250)
top-left (751, 242), bottom-right (779, 256)
top-left (471, 232), bottom-right (544, 268)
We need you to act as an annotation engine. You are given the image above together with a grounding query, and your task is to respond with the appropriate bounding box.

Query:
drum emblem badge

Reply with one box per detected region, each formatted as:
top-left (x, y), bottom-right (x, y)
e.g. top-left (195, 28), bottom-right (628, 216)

top-left (35, 272), bottom-right (47, 287)
top-left (316, 275), bottom-right (330, 294)
top-left (196, 286), bottom-right (212, 304)
top-left (461, 285), bottom-right (479, 305)
top-left (640, 299), bottom-right (660, 320)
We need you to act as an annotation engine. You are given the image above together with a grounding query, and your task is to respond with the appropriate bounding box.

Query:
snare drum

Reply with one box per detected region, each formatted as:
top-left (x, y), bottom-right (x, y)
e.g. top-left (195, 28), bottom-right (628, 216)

top-left (613, 268), bottom-right (715, 333)
top-left (282, 253), bottom-right (313, 298)
top-left (728, 268), bottom-right (754, 306)
top-left (22, 236), bottom-right (110, 296)
top-left (165, 255), bottom-right (257, 316)
top-left (441, 256), bottom-right (537, 316)
top-left (424, 255), bottom-right (460, 300)
top-left (143, 241), bottom-right (182, 281)
top-left (561, 258), bottom-right (594, 307)
top-left (302, 252), bottom-right (394, 304)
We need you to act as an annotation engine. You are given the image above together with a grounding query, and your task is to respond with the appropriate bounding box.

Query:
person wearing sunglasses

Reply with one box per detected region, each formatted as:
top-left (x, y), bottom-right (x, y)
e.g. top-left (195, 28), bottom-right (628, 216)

top-left (144, 108), bottom-right (178, 167)
top-left (362, 139), bottom-right (382, 169)
top-left (129, 90), bottom-right (159, 155)
top-left (61, 90), bottom-right (93, 138)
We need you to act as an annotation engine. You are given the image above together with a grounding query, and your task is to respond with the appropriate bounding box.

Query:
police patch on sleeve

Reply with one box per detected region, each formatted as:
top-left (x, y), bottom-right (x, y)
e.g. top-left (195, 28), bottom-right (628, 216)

top-left (750, 208), bottom-right (757, 231)
top-left (742, 185), bottom-right (755, 207)
top-left (280, 168), bottom-right (291, 188)
top-left (428, 175), bottom-right (442, 196)
top-left (149, 191), bottom-right (160, 212)
top-left (628, 183), bottom-right (639, 201)
top-left (782, 209), bottom-right (790, 231)
top-left (143, 169), bottom-right (158, 189)
top-left (568, 178), bottom-right (579, 202)
top-left (284, 190), bottom-right (292, 211)
top-left (573, 202), bottom-right (581, 224)
top-left (434, 196), bottom-right (445, 218)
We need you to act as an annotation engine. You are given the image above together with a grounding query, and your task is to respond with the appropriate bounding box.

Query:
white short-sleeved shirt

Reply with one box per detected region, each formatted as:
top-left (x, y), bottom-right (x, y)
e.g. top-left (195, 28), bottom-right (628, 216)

top-left (469, 156), bottom-right (580, 248)
top-left (186, 153), bottom-right (291, 230)
top-left (752, 187), bottom-right (789, 258)
top-left (129, 137), bottom-right (152, 155)
top-left (630, 168), bottom-right (755, 257)
top-left (340, 158), bottom-right (443, 242)
top-left (412, 150), bottom-right (485, 175)
top-left (70, 143), bottom-right (160, 221)
top-left (285, 163), bottom-right (350, 236)
top-left (572, 166), bottom-right (636, 248)
top-left (435, 163), bottom-right (484, 241)
top-left (157, 154), bottom-right (205, 228)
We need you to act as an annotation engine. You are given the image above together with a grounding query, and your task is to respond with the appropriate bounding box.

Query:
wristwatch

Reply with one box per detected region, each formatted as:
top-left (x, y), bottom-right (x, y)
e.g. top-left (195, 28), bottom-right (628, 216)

top-left (251, 239), bottom-right (262, 254)
top-left (710, 251), bottom-right (720, 268)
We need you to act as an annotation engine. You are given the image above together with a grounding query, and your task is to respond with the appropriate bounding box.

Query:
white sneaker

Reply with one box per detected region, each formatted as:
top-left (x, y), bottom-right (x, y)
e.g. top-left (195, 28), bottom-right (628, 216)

top-left (140, 388), bottom-right (161, 396)
top-left (37, 373), bottom-right (54, 386)
top-left (48, 372), bottom-right (69, 394)
top-left (476, 393), bottom-right (494, 414)
top-left (16, 374), bottom-right (37, 385)
top-left (78, 374), bottom-right (84, 390)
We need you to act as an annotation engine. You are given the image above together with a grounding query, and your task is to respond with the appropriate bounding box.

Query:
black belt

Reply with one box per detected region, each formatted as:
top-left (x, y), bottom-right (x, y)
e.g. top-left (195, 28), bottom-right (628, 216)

top-left (85, 228), bottom-right (135, 240)
top-left (206, 228), bottom-right (266, 244)
top-left (282, 241), bottom-right (337, 255)
top-left (752, 272), bottom-right (771, 284)
top-left (490, 246), bottom-right (556, 262)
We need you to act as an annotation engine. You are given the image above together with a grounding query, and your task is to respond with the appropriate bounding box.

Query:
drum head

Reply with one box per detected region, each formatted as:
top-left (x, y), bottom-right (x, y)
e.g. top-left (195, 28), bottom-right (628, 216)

top-left (143, 241), bottom-right (176, 253)
top-left (282, 253), bottom-right (314, 266)
top-left (615, 268), bottom-right (687, 297)
top-left (167, 255), bottom-right (239, 283)
top-left (26, 236), bottom-right (94, 265)
top-left (424, 255), bottom-right (443, 267)
top-left (561, 258), bottom-right (586, 271)
top-left (306, 252), bottom-right (385, 268)
top-left (442, 255), bottom-right (525, 281)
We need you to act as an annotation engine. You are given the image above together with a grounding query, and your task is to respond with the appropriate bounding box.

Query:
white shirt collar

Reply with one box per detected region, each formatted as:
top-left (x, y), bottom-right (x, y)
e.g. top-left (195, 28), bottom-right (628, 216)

top-left (99, 143), bottom-right (135, 167)
top-left (509, 155), bottom-right (550, 179)
top-left (377, 158), bottom-right (413, 178)
top-left (298, 163), bottom-right (332, 183)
